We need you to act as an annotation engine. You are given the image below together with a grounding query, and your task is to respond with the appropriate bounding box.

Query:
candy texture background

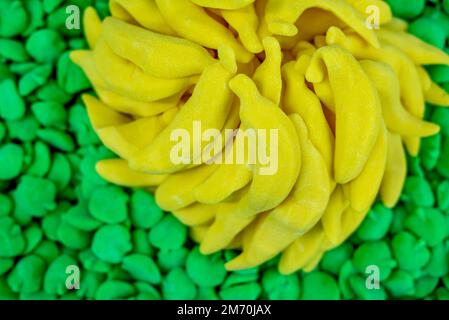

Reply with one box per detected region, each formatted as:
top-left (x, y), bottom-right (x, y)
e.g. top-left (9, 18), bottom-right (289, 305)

top-left (0, 0), bottom-right (449, 300)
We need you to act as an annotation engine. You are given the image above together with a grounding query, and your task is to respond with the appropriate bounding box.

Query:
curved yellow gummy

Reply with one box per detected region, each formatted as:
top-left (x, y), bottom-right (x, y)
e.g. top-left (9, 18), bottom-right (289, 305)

top-left (221, 3), bottom-right (263, 54)
top-left (360, 60), bottom-right (440, 138)
top-left (282, 59), bottom-right (334, 174)
top-left (306, 45), bottom-right (382, 183)
top-left (278, 224), bottom-right (326, 274)
top-left (109, 0), bottom-right (138, 24)
top-left (155, 164), bottom-right (218, 211)
top-left (102, 17), bottom-right (216, 78)
top-left (321, 185), bottom-right (350, 245)
top-left (377, 29), bottom-right (449, 66)
top-left (84, 7), bottom-right (102, 48)
top-left (226, 114), bottom-right (331, 270)
top-left (96, 159), bottom-right (167, 187)
top-left (264, 0), bottom-right (379, 48)
top-left (229, 74), bottom-right (301, 216)
top-left (380, 131), bottom-right (407, 208)
top-left (155, 0), bottom-right (253, 63)
top-left (425, 81), bottom-right (449, 107)
top-left (93, 39), bottom-right (198, 102)
top-left (347, 123), bottom-right (387, 212)
top-left (252, 37), bottom-right (283, 104)
top-left (129, 58), bottom-right (236, 174)
top-left (173, 202), bottom-right (219, 227)
top-left (111, 0), bottom-right (176, 35)
top-left (191, 0), bottom-right (255, 10)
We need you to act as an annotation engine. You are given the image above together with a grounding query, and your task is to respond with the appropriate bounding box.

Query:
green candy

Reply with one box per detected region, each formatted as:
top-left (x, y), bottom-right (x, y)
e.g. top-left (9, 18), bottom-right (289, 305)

top-left (301, 271), bottom-right (340, 300)
top-left (57, 52), bottom-right (90, 94)
top-left (431, 109), bottom-right (449, 137)
top-left (23, 0), bottom-right (45, 35)
top-left (436, 138), bottom-right (449, 178)
top-left (425, 243), bottom-right (449, 277)
top-left (27, 141), bottom-right (51, 177)
top-left (0, 143), bottom-right (24, 180)
top-left (149, 215), bottom-right (187, 250)
top-left (0, 278), bottom-right (18, 299)
top-left (9, 62), bottom-right (37, 75)
top-left (122, 254), bottom-right (161, 284)
top-left (157, 247), bottom-right (189, 271)
top-left (356, 204), bottom-right (393, 241)
top-left (43, 0), bottom-right (65, 14)
top-left (222, 268), bottom-right (259, 288)
top-left (0, 258), bottom-right (14, 276)
top-left (347, 275), bottom-right (386, 300)
top-left (25, 29), bottom-right (66, 63)
top-left (31, 101), bottom-right (67, 129)
top-left (0, 39), bottom-right (30, 62)
top-left (391, 231), bottom-right (430, 272)
top-left (352, 241), bottom-right (396, 281)
top-left (162, 268), bottom-right (197, 300)
top-left (408, 17), bottom-right (447, 49)
top-left (0, 193), bottom-right (13, 216)
top-left (0, 64), bottom-right (13, 82)
top-left (19, 63), bottom-right (53, 95)
top-left (384, 270), bottom-right (415, 298)
top-left (13, 175), bottom-right (56, 217)
top-left (68, 104), bottom-right (100, 146)
top-left (57, 221), bottom-right (91, 250)
top-left (23, 224), bottom-right (43, 253)
top-left (43, 254), bottom-right (77, 295)
top-left (197, 287), bottom-right (219, 300)
top-left (420, 134), bottom-right (442, 171)
top-left (402, 176), bottom-right (435, 207)
top-left (42, 204), bottom-right (66, 241)
top-left (261, 268), bottom-right (300, 299)
top-left (37, 128), bottom-right (75, 152)
top-left (6, 115), bottom-right (40, 142)
top-left (132, 229), bottom-right (154, 256)
top-left (0, 217), bottom-right (26, 258)
top-left (64, 203), bottom-right (102, 232)
top-left (89, 185), bottom-right (129, 224)
top-left (130, 189), bottom-right (163, 229)
top-left (415, 275), bottom-right (439, 299)
top-left (36, 81), bottom-right (71, 104)
top-left (186, 247), bottom-right (227, 287)
top-left (219, 282), bottom-right (261, 300)
top-left (76, 270), bottom-right (105, 299)
top-left (92, 224), bottom-right (132, 264)
top-left (320, 243), bottom-right (353, 275)
top-left (95, 280), bottom-right (136, 300)
top-left (48, 7), bottom-right (82, 38)
top-left (134, 281), bottom-right (161, 300)
top-left (444, 0), bottom-right (449, 15)
top-left (33, 240), bottom-right (60, 264)
top-left (404, 208), bottom-right (447, 246)
top-left (7, 255), bottom-right (46, 294)
top-left (0, 1), bottom-right (29, 37)
top-left (79, 249), bottom-right (112, 274)
top-left (0, 79), bottom-right (25, 120)
top-left (47, 153), bottom-right (72, 190)
top-left (384, 0), bottom-right (425, 19)
top-left (437, 181), bottom-right (449, 211)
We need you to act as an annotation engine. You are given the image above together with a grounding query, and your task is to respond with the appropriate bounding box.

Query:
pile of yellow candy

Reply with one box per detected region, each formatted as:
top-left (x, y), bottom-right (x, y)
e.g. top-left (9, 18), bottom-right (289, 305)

top-left (72, 0), bottom-right (449, 274)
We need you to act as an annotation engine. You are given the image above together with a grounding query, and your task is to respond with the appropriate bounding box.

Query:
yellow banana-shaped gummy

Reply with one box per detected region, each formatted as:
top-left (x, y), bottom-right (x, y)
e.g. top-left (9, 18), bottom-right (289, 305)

top-left (221, 3), bottom-right (263, 54)
top-left (306, 45), bottom-right (382, 183)
top-left (173, 202), bottom-right (219, 227)
top-left (347, 123), bottom-right (387, 212)
top-left (226, 114), bottom-right (331, 270)
top-left (93, 39), bottom-right (198, 102)
top-left (155, 0), bottom-right (253, 63)
top-left (84, 7), bottom-right (102, 48)
top-left (130, 55), bottom-right (236, 174)
top-left (109, 0), bottom-right (137, 24)
top-left (321, 186), bottom-right (350, 245)
top-left (360, 60), bottom-right (440, 138)
top-left (96, 159), bottom-right (167, 187)
top-left (252, 37), bottom-right (283, 105)
top-left (102, 17), bottom-right (215, 78)
top-left (380, 131), bottom-right (407, 208)
top-left (155, 164), bottom-right (218, 211)
top-left (229, 74), bottom-right (301, 216)
top-left (191, 0), bottom-right (255, 10)
top-left (111, 0), bottom-right (176, 35)
top-left (264, 0), bottom-right (379, 48)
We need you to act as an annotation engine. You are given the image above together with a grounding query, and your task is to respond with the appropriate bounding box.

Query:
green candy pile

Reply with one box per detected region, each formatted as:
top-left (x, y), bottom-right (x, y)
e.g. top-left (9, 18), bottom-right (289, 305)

top-left (1, 0), bottom-right (449, 300)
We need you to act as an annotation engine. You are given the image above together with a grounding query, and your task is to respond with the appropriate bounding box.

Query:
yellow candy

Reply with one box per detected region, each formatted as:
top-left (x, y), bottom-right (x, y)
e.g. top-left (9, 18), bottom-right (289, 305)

top-left (75, 2), bottom-right (449, 275)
